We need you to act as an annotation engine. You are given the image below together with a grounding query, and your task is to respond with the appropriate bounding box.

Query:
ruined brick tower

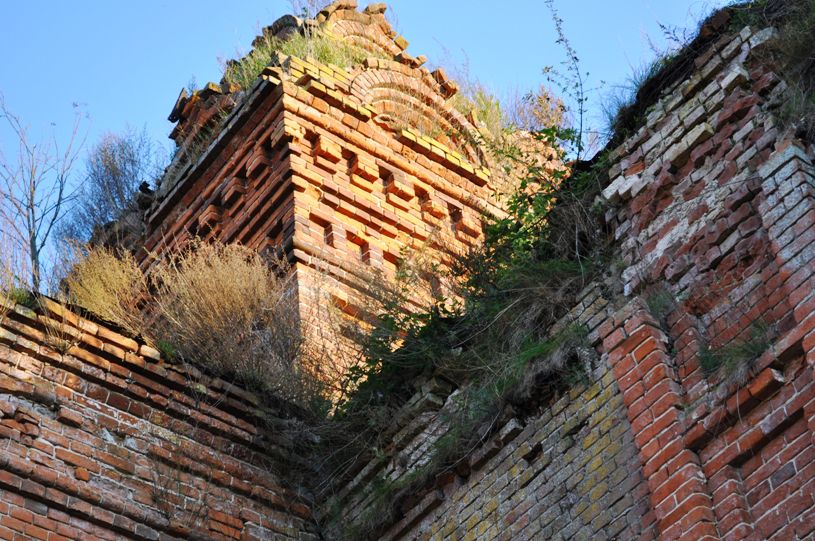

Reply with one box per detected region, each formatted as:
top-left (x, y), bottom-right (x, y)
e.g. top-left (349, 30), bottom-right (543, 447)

top-left (4, 3), bottom-right (815, 540)
top-left (132, 1), bottom-right (508, 367)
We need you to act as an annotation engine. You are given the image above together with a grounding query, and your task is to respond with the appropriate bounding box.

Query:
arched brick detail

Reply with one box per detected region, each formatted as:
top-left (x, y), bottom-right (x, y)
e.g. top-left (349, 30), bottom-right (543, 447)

top-left (350, 65), bottom-right (484, 164)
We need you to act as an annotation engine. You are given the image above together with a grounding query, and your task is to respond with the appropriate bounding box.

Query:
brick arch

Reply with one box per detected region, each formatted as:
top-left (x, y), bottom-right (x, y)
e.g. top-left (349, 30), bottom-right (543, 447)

top-left (319, 1), bottom-right (404, 57)
top-left (325, 18), bottom-right (403, 58)
top-left (350, 68), bottom-right (486, 164)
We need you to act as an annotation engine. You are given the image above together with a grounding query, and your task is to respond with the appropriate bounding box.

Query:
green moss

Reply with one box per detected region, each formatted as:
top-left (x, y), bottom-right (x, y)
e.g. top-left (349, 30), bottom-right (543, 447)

top-left (7, 288), bottom-right (38, 310)
top-left (156, 340), bottom-right (178, 362)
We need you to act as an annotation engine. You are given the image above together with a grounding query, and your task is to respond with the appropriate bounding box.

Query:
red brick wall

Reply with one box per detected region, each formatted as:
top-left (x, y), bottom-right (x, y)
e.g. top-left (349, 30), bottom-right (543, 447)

top-left (332, 20), bottom-right (815, 541)
top-left (4, 6), bottom-right (815, 541)
top-left (0, 298), bottom-right (316, 540)
top-left (597, 24), bottom-right (815, 540)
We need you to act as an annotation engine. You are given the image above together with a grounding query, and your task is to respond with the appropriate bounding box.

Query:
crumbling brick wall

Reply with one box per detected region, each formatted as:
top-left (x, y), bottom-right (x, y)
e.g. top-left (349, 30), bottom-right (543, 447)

top-left (326, 17), bottom-right (815, 541)
top-left (3, 5), bottom-right (815, 541)
top-left (598, 21), bottom-right (815, 539)
top-left (132, 1), bottom-right (517, 377)
top-left (0, 298), bottom-right (316, 540)
top-left (325, 285), bottom-right (657, 541)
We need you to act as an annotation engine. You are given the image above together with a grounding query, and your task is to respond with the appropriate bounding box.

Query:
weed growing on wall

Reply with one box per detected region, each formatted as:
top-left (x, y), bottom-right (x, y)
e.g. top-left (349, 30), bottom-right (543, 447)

top-left (543, 0), bottom-right (590, 158)
top-left (63, 241), bottom-right (326, 409)
top-left (163, 104), bottom-right (235, 189)
top-left (0, 196), bottom-right (34, 325)
top-left (223, 28), bottom-right (378, 90)
top-left (602, 51), bottom-right (680, 141)
top-left (311, 121), bottom-right (612, 537)
top-left (699, 320), bottom-right (771, 385)
top-left (152, 241), bottom-right (322, 404)
top-left (64, 245), bottom-right (148, 338)
top-left (727, 0), bottom-right (815, 140)
top-left (0, 264), bottom-right (13, 327)
top-left (644, 284), bottom-right (677, 332)
top-left (762, 0), bottom-right (815, 141)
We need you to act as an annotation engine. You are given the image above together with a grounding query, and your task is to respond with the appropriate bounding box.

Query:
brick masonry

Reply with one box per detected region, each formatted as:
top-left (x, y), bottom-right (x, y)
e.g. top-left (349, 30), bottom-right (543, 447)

top-left (324, 285), bottom-right (658, 541)
top-left (597, 22), bottom-right (815, 540)
top-left (3, 3), bottom-right (815, 541)
top-left (129, 1), bottom-right (524, 375)
top-left (0, 297), bottom-right (316, 540)
top-left (320, 14), bottom-right (815, 541)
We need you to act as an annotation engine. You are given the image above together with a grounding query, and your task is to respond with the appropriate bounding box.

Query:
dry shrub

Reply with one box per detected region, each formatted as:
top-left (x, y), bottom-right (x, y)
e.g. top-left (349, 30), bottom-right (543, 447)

top-left (152, 241), bottom-right (318, 404)
top-left (63, 245), bottom-right (148, 338)
top-left (505, 85), bottom-right (566, 132)
top-left (61, 240), bottom-right (325, 407)
top-left (450, 83), bottom-right (566, 196)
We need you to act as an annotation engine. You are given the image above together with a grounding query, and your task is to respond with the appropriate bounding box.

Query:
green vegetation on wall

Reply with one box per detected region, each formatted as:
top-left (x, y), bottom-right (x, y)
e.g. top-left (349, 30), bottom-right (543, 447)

top-left (312, 122), bottom-right (614, 537)
top-left (223, 28), bottom-right (380, 90)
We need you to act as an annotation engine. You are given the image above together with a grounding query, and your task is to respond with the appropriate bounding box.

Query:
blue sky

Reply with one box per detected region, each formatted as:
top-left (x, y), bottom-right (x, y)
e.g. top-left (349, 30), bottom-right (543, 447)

top-left (1, 0), bottom-right (728, 159)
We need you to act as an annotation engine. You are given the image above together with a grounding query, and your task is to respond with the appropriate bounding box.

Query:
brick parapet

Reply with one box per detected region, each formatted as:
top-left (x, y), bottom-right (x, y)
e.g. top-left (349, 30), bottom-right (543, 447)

top-left (0, 298), bottom-right (316, 540)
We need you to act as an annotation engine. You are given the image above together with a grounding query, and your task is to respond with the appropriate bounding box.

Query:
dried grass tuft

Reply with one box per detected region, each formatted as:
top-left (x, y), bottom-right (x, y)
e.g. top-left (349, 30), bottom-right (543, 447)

top-left (64, 245), bottom-right (148, 338)
top-left (152, 241), bottom-right (317, 404)
top-left (222, 27), bottom-right (379, 90)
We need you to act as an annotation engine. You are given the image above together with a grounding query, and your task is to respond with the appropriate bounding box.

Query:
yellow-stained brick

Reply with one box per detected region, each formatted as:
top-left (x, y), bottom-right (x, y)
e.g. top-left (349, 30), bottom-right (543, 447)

top-left (446, 153), bottom-right (462, 167)
top-left (415, 137), bottom-right (432, 151)
top-left (315, 135), bottom-right (342, 163)
top-left (350, 174), bottom-right (375, 192)
top-left (483, 498), bottom-right (499, 515)
top-left (326, 88), bottom-right (343, 102)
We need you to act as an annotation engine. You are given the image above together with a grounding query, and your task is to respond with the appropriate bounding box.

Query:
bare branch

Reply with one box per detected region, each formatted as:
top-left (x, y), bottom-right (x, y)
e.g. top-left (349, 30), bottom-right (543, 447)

top-left (0, 94), bottom-right (84, 292)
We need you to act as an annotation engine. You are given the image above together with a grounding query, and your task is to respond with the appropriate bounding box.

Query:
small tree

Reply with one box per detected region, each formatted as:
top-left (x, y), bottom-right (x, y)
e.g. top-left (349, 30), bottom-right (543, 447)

top-left (58, 128), bottom-right (160, 244)
top-left (543, 0), bottom-right (591, 159)
top-left (0, 95), bottom-right (84, 292)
